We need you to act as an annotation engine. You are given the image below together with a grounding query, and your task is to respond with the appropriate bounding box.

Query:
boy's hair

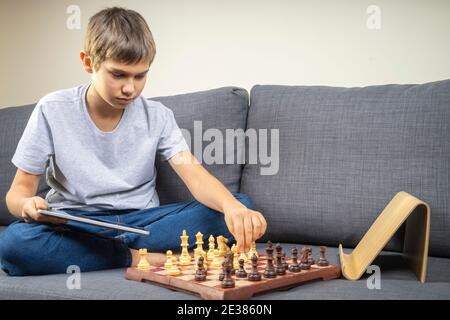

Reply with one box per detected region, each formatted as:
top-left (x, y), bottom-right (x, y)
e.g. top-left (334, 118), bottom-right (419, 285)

top-left (84, 7), bottom-right (156, 71)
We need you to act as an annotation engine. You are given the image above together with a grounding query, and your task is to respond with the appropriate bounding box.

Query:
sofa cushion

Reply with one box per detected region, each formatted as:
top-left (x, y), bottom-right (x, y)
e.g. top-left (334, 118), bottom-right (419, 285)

top-left (0, 105), bottom-right (51, 225)
top-left (0, 243), bottom-right (448, 299)
top-left (152, 87), bottom-right (249, 204)
top-left (241, 80), bottom-right (450, 258)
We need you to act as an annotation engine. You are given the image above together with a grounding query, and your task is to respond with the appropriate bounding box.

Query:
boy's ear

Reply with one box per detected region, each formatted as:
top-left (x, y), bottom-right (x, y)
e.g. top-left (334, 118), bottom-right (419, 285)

top-left (80, 51), bottom-right (94, 73)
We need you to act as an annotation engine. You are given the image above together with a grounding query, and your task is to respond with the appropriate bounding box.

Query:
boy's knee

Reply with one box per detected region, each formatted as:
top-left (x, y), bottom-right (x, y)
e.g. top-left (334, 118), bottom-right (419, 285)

top-left (233, 193), bottom-right (256, 210)
top-left (0, 223), bottom-right (46, 276)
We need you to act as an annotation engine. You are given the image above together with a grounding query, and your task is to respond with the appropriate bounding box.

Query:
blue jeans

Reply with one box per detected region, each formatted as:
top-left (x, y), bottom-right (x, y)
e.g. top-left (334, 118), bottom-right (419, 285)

top-left (0, 193), bottom-right (255, 276)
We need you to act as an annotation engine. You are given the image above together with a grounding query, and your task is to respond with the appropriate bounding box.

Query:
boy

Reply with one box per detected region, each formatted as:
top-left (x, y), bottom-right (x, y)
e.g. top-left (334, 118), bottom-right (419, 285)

top-left (0, 7), bottom-right (266, 276)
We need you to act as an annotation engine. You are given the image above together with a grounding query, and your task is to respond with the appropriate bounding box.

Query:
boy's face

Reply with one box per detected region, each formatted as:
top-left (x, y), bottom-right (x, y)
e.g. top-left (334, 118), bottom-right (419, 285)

top-left (82, 53), bottom-right (150, 110)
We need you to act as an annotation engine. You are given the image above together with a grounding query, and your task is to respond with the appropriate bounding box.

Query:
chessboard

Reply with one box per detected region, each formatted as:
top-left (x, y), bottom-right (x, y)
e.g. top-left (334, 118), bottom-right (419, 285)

top-left (126, 242), bottom-right (341, 300)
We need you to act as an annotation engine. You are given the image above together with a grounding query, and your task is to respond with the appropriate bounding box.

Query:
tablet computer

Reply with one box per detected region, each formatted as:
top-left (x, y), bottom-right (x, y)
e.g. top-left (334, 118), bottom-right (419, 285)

top-left (38, 209), bottom-right (150, 236)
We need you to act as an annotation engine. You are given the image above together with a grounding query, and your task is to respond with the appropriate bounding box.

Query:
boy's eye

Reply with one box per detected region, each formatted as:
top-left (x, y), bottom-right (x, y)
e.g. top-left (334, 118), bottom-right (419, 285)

top-left (135, 75), bottom-right (146, 80)
top-left (112, 73), bottom-right (124, 78)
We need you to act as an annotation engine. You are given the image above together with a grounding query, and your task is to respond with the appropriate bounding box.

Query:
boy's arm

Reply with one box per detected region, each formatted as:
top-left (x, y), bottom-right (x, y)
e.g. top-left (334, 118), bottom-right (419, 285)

top-left (168, 150), bottom-right (267, 253)
top-left (5, 169), bottom-right (65, 224)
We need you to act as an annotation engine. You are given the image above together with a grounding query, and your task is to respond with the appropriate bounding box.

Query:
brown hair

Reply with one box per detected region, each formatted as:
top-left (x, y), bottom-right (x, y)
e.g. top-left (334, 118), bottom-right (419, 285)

top-left (84, 7), bottom-right (156, 71)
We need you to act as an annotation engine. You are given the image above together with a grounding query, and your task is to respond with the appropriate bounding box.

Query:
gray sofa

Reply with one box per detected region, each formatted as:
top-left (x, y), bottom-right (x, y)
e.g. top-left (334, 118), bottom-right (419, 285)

top-left (1, 81), bottom-right (449, 299)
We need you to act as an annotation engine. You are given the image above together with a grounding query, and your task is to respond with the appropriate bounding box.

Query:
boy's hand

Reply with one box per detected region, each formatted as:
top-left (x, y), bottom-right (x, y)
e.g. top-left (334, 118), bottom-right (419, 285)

top-left (223, 204), bottom-right (267, 254)
top-left (21, 196), bottom-right (67, 225)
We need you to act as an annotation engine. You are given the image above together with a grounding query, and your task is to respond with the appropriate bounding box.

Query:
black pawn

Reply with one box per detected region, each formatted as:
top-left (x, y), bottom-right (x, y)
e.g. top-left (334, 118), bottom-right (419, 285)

top-left (236, 258), bottom-right (248, 278)
top-left (195, 256), bottom-right (207, 281)
top-left (288, 247), bottom-right (301, 273)
top-left (263, 255), bottom-right (277, 278)
top-left (247, 254), bottom-right (262, 281)
top-left (221, 259), bottom-right (235, 288)
top-left (317, 246), bottom-right (330, 266)
top-left (275, 243), bottom-right (286, 275)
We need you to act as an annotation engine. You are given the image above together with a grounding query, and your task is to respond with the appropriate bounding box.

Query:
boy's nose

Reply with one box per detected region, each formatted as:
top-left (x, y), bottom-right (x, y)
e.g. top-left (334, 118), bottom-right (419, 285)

top-left (122, 81), bottom-right (135, 96)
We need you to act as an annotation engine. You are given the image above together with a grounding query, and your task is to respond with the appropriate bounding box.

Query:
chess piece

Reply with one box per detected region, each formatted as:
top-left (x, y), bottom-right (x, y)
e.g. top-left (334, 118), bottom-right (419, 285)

top-left (282, 252), bottom-right (289, 270)
top-left (207, 235), bottom-right (216, 262)
top-left (247, 254), bottom-right (262, 281)
top-left (247, 241), bottom-right (258, 258)
top-left (231, 244), bottom-right (239, 270)
top-left (179, 229), bottom-right (192, 266)
top-left (288, 247), bottom-right (301, 273)
top-left (194, 232), bottom-right (206, 262)
top-left (228, 252), bottom-right (236, 272)
top-left (317, 246), bottom-right (330, 266)
top-left (167, 263), bottom-right (181, 276)
top-left (195, 256), bottom-right (207, 281)
top-left (137, 248), bottom-right (150, 271)
top-left (221, 255), bottom-right (235, 288)
top-left (300, 247), bottom-right (311, 270)
top-left (235, 258), bottom-right (248, 278)
top-left (275, 243), bottom-right (286, 275)
top-left (266, 240), bottom-right (273, 249)
top-left (217, 236), bottom-right (230, 257)
top-left (263, 244), bottom-right (277, 278)
top-left (219, 261), bottom-right (226, 281)
top-left (307, 247), bottom-right (315, 266)
top-left (164, 250), bottom-right (173, 269)
top-left (211, 249), bottom-right (223, 269)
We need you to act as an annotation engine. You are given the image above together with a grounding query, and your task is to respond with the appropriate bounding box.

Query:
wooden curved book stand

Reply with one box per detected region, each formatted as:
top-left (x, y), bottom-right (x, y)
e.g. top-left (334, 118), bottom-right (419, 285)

top-left (339, 191), bottom-right (430, 283)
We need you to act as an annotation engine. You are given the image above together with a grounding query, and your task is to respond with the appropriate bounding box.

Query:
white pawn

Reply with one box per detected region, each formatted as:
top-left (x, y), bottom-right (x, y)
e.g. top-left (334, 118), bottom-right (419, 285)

top-left (167, 263), bottom-right (181, 276)
top-left (164, 250), bottom-right (173, 269)
top-left (207, 235), bottom-right (216, 262)
top-left (137, 248), bottom-right (150, 271)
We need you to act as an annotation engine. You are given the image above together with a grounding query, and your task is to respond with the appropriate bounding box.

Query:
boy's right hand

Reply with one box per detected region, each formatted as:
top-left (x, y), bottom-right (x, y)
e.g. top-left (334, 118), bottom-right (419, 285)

top-left (21, 196), bottom-right (67, 224)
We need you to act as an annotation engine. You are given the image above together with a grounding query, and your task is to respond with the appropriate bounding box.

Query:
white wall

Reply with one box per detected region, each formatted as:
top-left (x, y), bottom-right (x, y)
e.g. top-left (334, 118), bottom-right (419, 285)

top-left (1, 0), bottom-right (449, 107)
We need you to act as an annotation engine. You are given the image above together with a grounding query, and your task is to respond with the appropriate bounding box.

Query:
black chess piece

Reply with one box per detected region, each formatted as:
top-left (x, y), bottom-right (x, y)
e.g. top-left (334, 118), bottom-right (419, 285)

top-left (195, 256), bottom-right (207, 281)
top-left (300, 247), bottom-right (311, 270)
top-left (282, 252), bottom-right (289, 270)
top-left (221, 258), bottom-right (235, 288)
top-left (263, 255), bottom-right (277, 278)
top-left (226, 252), bottom-right (236, 275)
top-left (263, 242), bottom-right (277, 278)
top-left (307, 248), bottom-right (315, 266)
top-left (317, 246), bottom-right (330, 266)
top-left (236, 258), bottom-right (248, 278)
top-left (219, 261), bottom-right (226, 281)
top-left (288, 247), bottom-right (301, 273)
top-left (275, 243), bottom-right (286, 275)
top-left (266, 240), bottom-right (273, 250)
top-left (247, 254), bottom-right (262, 281)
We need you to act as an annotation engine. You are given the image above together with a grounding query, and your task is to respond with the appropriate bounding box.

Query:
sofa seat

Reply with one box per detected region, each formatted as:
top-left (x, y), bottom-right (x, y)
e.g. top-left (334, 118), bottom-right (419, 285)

top-left (0, 241), bottom-right (449, 300)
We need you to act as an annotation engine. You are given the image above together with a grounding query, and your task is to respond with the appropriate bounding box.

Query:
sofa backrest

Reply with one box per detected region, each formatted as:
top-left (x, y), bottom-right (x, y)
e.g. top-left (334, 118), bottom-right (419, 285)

top-left (0, 105), bottom-right (51, 225)
top-left (0, 86), bottom-right (249, 225)
top-left (152, 87), bottom-right (249, 204)
top-left (241, 79), bottom-right (450, 258)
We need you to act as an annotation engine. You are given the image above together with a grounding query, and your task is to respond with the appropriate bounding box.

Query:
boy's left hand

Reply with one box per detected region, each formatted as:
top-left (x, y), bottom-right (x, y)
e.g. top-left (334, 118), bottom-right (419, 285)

top-left (223, 204), bottom-right (267, 254)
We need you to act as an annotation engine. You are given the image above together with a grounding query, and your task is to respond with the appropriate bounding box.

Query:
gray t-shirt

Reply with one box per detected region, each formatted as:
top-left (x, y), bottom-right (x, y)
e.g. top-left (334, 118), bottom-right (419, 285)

top-left (12, 84), bottom-right (190, 211)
